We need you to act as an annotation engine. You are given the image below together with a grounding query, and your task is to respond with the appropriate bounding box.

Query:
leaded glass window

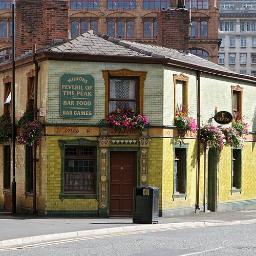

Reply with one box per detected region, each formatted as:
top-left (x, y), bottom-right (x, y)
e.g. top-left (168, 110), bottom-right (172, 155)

top-left (64, 146), bottom-right (97, 194)
top-left (109, 78), bottom-right (137, 113)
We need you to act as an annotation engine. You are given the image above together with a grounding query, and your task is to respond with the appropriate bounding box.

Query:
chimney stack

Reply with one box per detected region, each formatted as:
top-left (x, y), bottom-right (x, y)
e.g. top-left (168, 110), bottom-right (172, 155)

top-left (157, 8), bottom-right (190, 51)
top-left (15, 0), bottom-right (69, 57)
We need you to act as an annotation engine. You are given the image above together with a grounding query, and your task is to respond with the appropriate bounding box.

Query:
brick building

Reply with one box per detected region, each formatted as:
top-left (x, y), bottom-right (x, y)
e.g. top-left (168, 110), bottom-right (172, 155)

top-left (0, 0), bottom-right (219, 62)
top-left (1, 0), bottom-right (256, 216)
top-left (1, 30), bottom-right (256, 216)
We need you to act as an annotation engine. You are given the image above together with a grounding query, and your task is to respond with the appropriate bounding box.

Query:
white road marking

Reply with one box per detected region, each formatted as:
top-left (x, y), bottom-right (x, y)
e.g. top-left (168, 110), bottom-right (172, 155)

top-left (179, 246), bottom-right (224, 256)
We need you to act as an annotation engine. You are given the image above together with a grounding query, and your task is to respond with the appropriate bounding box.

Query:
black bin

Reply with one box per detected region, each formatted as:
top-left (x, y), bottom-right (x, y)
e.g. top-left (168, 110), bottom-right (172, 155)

top-left (133, 186), bottom-right (159, 224)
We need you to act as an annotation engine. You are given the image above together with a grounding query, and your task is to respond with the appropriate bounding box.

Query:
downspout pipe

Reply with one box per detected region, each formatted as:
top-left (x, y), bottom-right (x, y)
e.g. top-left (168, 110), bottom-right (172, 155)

top-left (195, 70), bottom-right (201, 212)
top-left (11, 2), bottom-right (16, 214)
top-left (32, 45), bottom-right (39, 215)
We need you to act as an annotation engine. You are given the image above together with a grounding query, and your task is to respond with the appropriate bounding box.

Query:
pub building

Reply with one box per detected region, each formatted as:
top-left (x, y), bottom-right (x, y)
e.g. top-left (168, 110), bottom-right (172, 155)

top-left (1, 30), bottom-right (256, 217)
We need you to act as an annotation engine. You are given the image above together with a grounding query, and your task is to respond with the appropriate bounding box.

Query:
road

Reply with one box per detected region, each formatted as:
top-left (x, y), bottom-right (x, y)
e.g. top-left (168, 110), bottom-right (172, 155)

top-left (1, 219), bottom-right (256, 256)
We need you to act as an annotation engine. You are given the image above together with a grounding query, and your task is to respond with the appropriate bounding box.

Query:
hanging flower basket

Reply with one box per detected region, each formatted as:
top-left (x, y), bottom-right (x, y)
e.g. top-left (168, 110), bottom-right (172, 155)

top-left (0, 114), bottom-right (12, 144)
top-left (99, 109), bottom-right (150, 133)
top-left (16, 111), bottom-right (43, 146)
top-left (222, 127), bottom-right (244, 149)
top-left (174, 106), bottom-right (197, 137)
top-left (200, 124), bottom-right (225, 150)
top-left (232, 113), bottom-right (249, 136)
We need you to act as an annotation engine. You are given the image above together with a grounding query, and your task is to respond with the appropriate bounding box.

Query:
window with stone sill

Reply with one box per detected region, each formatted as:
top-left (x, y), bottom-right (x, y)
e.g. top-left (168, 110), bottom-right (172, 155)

top-left (219, 20), bottom-right (235, 32)
top-left (229, 36), bottom-right (236, 48)
top-left (107, 0), bottom-right (136, 10)
top-left (252, 36), bottom-right (256, 47)
top-left (185, 0), bottom-right (208, 9)
top-left (251, 53), bottom-right (256, 64)
top-left (240, 36), bottom-right (247, 48)
top-left (240, 20), bottom-right (256, 32)
top-left (239, 53), bottom-right (247, 65)
top-left (173, 146), bottom-right (187, 197)
top-left (70, 0), bottom-right (100, 10)
top-left (71, 19), bottom-right (98, 39)
top-left (102, 69), bottom-right (147, 116)
top-left (173, 74), bottom-right (189, 114)
top-left (228, 53), bottom-right (236, 65)
top-left (143, 0), bottom-right (171, 10)
top-left (218, 53), bottom-right (225, 65)
top-left (63, 145), bottom-right (97, 195)
top-left (190, 20), bottom-right (208, 39)
top-left (232, 88), bottom-right (242, 116)
top-left (232, 149), bottom-right (242, 191)
top-left (107, 18), bottom-right (135, 39)
top-left (143, 17), bottom-right (158, 38)
top-left (0, 0), bottom-right (11, 10)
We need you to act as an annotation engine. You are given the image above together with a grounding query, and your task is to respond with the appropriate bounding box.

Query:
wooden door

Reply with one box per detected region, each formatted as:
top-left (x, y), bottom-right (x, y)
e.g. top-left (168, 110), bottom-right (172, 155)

top-left (110, 151), bottom-right (137, 216)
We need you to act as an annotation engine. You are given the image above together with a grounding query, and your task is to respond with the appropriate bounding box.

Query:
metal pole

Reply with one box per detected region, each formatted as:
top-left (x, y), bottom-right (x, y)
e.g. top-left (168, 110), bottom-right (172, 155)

top-left (195, 71), bottom-right (201, 212)
top-left (32, 45), bottom-right (38, 215)
top-left (11, 2), bottom-right (16, 214)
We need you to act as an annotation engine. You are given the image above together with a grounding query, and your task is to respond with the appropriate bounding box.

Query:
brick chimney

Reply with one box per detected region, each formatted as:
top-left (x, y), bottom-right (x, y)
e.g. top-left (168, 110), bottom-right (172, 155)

top-left (15, 0), bottom-right (68, 57)
top-left (157, 8), bottom-right (190, 51)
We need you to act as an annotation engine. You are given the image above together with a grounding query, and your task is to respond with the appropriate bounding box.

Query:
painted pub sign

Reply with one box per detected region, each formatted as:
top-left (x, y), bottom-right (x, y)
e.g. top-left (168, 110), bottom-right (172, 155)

top-left (60, 74), bottom-right (95, 119)
top-left (214, 111), bottom-right (233, 124)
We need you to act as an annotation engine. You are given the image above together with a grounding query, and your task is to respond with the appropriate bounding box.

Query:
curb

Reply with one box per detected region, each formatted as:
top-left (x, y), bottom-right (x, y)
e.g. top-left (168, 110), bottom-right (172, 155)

top-left (1, 218), bottom-right (256, 249)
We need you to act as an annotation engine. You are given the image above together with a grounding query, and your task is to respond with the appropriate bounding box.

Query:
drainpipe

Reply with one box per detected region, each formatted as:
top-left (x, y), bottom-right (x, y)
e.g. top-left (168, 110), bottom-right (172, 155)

top-left (195, 71), bottom-right (201, 212)
top-left (32, 45), bottom-right (39, 215)
top-left (11, 3), bottom-right (16, 214)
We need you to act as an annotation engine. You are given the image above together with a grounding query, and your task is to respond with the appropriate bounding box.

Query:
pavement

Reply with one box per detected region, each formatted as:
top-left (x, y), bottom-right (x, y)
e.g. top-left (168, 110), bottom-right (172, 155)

top-left (1, 210), bottom-right (256, 249)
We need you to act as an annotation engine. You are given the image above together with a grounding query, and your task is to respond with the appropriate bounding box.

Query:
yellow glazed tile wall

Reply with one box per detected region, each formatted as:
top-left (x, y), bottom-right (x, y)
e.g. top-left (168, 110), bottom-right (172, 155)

top-left (148, 138), bottom-right (198, 211)
top-left (219, 143), bottom-right (256, 203)
top-left (148, 138), bottom-right (163, 208)
top-left (46, 136), bottom-right (98, 212)
top-left (162, 138), bottom-right (198, 210)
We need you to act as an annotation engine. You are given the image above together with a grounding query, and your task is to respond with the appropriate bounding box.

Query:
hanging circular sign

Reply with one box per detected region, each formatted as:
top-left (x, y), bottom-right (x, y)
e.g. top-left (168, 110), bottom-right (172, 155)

top-left (214, 111), bottom-right (233, 124)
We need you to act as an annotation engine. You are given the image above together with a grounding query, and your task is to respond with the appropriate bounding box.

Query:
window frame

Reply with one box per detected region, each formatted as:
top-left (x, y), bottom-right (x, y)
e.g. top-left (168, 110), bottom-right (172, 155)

top-left (70, 18), bottom-right (98, 39)
top-left (173, 143), bottom-right (188, 199)
top-left (59, 139), bottom-right (98, 199)
top-left (102, 69), bottom-right (147, 116)
top-left (239, 53), bottom-right (247, 65)
top-left (107, 0), bottom-right (136, 10)
top-left (70, 0), bottom-right (100, 10)
top-left (190, 20), bottom-right (208, 38)
top-left (218, 53), bottom-right (225, 65)
top-left (143, 0), bottom-right (171, 10)
top-left (108, 77), bottom-right (139, 113)
top-left (231, 85), bottom-right (243, 116)
top-left (143, 17), bottom-right (158, 38)
top-left (240, 36), bottom-right (247, 48)
top-left (173, 74), bottom-right (189, 115)
top-left (106, 18), bottom-right (135, 39)
top-left (229, 36), bottom-right (236, 48)
top-left (228, 53), bottom-right (236, 65)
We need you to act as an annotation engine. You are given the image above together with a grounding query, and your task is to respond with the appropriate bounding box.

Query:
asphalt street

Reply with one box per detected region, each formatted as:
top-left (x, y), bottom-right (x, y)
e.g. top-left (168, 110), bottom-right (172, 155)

top-left (1, 216), bottom-right (256, 256)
